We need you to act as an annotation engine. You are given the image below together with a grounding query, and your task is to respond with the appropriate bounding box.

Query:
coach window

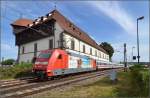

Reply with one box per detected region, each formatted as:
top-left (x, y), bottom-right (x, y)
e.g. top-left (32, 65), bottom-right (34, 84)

top-left (71, 40), bottom-right (75, 50)
top-left (58, 54), bottom-right (62, 59)
top-left (90, 48), bottom-right (92, 55)
top-left (22, 46), bottom-right (25, 54)
top-left (49, 39), bottom-right (53, 49)
top-left (83, 45), bottom-right (85, 53)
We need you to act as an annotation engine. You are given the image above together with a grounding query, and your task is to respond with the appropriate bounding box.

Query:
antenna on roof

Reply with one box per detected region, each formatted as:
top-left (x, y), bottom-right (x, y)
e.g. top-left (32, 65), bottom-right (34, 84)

top-left (19, 13), bottom-right (23, 19)
top-left (54, 2), bottom-right (57, 10)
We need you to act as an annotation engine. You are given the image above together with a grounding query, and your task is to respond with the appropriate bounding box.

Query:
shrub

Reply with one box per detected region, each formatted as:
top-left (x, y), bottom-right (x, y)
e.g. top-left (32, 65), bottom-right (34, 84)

top-left (1, 59), bottom-right (15, 65)
top-left (129, 64), bottom-right (149, 97)
top-left (0, 63), bottom-right (34, 79)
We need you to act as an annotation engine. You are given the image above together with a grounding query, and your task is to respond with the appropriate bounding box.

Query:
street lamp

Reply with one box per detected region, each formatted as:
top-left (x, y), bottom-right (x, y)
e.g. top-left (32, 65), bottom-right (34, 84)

top-left (137, 16), bottom-right (144, 63)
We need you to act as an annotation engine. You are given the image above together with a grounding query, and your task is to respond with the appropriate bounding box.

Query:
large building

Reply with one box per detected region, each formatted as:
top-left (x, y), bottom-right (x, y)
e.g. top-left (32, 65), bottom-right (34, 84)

top-left (11, 10), bottom-right (109, 63)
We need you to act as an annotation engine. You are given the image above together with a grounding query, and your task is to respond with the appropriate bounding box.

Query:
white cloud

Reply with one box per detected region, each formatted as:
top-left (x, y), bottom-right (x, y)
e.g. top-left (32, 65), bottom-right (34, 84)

top-left (86, 1), bottom-right (149, 62)
top-left (87, 1), bottom-right (136, 35)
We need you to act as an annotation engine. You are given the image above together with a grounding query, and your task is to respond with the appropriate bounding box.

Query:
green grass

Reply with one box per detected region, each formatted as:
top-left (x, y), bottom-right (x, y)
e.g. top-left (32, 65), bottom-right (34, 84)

top-left (35, 77), bottom-right (117, 98)
top-left (33, 67), bottom-right (149, 98)
top-left (0, 63), bottom-right (33, 80)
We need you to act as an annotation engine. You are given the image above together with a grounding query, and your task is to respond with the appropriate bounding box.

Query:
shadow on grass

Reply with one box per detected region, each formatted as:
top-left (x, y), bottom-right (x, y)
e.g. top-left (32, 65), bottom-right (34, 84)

top-left (113, 71), bottom-right (150, 97)
top-left (84, 72), bottom-right (149, 97)
top-left (14, 70), bottom-right (34, 79)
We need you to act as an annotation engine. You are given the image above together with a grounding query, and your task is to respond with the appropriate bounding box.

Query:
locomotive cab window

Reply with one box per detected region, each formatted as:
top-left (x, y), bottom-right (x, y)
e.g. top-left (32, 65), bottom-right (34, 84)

top-left (38, 53), bottom-right (51, 58)
top-left (58, 54), bottom-right (62, 59)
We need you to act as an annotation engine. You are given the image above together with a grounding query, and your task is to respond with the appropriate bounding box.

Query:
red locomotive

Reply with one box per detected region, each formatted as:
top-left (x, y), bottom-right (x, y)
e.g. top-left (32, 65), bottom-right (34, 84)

top-left (32, 49), bottom-right (97, 78)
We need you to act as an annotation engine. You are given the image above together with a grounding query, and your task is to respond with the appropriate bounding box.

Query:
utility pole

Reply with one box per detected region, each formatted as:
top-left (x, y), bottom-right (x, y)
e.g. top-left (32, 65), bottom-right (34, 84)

top-left (124, 43), bottom-right (127, 72)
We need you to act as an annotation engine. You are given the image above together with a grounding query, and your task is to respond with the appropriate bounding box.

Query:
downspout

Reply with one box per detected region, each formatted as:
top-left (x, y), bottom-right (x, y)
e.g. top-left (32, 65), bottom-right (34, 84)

top-left (17, 45), bottom-right (20, 64)
top-left (53, 21), bottom-right (56, 48)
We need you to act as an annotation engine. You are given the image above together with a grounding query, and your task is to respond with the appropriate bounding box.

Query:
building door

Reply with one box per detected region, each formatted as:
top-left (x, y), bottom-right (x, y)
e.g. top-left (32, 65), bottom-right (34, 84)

top-left (49, 39), bottom-right (53, 49)
top-left (34, 43), bottom-right (37, 57)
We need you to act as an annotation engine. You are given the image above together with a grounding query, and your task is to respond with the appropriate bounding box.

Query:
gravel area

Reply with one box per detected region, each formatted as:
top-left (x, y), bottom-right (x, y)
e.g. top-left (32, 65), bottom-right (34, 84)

top-left (25, 74), bottom-right (109, 98)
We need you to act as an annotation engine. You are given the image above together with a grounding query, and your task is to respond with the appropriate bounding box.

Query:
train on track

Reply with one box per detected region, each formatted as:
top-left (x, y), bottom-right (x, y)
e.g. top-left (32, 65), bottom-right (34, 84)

top-left (32, 49), bottom-right (123, 79)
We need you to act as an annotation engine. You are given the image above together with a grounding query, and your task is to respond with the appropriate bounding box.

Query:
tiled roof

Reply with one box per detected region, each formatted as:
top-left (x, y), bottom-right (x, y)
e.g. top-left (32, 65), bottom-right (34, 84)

top-left (11, 18), bottom-right (33, 27)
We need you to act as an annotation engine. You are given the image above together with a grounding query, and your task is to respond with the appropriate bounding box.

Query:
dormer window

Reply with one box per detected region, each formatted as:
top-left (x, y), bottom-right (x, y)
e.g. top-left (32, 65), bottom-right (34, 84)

top-left (73, 27), bottom-right (75, 30)
top-left (79, 32), bottom-right (81, 35)
top-left (69, 23), bottom-right (72, 27)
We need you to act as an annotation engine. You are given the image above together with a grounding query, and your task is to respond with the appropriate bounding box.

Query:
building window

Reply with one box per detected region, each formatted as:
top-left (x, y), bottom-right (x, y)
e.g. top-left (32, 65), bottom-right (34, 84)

top-left (98, 52), bottom-right (100, 58)
top-left (22, 46), bottom-right (24, 54)
top-left (99, 52), bottom-right (101, 58)
top-left (49, 39), bottom-right (53, 49)
top-left (95, 50), bottom-right (97, 56)
top-left (90, 48), bottom-right (92, 55)
top-left (34, 43), bottom-right (37, 57)
top-left (71, 40), bottom-right (75, 50)
top-left (83, 45), bottom-right (85, 53)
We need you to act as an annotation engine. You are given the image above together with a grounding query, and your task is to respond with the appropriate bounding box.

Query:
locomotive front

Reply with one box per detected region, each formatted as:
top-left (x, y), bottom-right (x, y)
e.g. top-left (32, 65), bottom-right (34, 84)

top-left (32, 50), bottom-right (52, 79)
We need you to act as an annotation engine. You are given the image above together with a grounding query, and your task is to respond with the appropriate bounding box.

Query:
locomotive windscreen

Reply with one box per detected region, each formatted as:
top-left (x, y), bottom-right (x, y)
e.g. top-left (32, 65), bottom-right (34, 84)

top-left (38, 53), bottom-right (51, 58)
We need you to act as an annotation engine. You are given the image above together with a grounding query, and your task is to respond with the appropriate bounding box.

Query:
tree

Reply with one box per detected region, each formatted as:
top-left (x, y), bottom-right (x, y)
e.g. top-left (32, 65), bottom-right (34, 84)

top-left (1, 59), bottom-right (15, 65)
top-left (100, 42), bottom-right (114, 61)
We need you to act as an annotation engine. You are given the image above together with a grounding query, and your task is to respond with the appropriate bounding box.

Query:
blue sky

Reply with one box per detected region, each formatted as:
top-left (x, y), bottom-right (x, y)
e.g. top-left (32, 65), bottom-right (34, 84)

top-left (1, 0), bottom-right (149, 62)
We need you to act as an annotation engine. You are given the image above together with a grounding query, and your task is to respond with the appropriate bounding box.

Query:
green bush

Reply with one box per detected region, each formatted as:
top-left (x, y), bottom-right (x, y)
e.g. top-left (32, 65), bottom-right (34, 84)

top-left (129, 64), bottom-right (150, 97)
top-left (0, 63), bottom-right (34, 79)
top-left (1, 59), bottom-right (15, 65)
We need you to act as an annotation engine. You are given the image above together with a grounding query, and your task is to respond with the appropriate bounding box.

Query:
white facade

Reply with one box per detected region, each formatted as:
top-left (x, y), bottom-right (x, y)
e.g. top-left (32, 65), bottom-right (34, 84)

top-left (18, 22), bottom-right (109, 63)
top-left (63, 33), bottom-right (109, 62)
top-left (19, 37), bottom-right (53, 63)
top-left (19, 22), bottom-right (63, 63)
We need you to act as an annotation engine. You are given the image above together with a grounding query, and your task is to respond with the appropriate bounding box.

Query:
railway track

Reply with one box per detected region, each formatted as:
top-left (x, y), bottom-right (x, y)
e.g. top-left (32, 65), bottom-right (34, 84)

top-left (0, 68), bottom-right (123, 98)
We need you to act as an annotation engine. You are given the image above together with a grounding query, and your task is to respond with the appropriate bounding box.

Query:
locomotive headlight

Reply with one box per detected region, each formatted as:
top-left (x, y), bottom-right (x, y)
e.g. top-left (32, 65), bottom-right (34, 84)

top-left (47, 70), bottom-right (51, 72)
top-left (35, 62), bottom-right (48, 65)
top-left (41, 62), bottom-right (48, 65)
top-left (35, 62), bottom-right (40, 65)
